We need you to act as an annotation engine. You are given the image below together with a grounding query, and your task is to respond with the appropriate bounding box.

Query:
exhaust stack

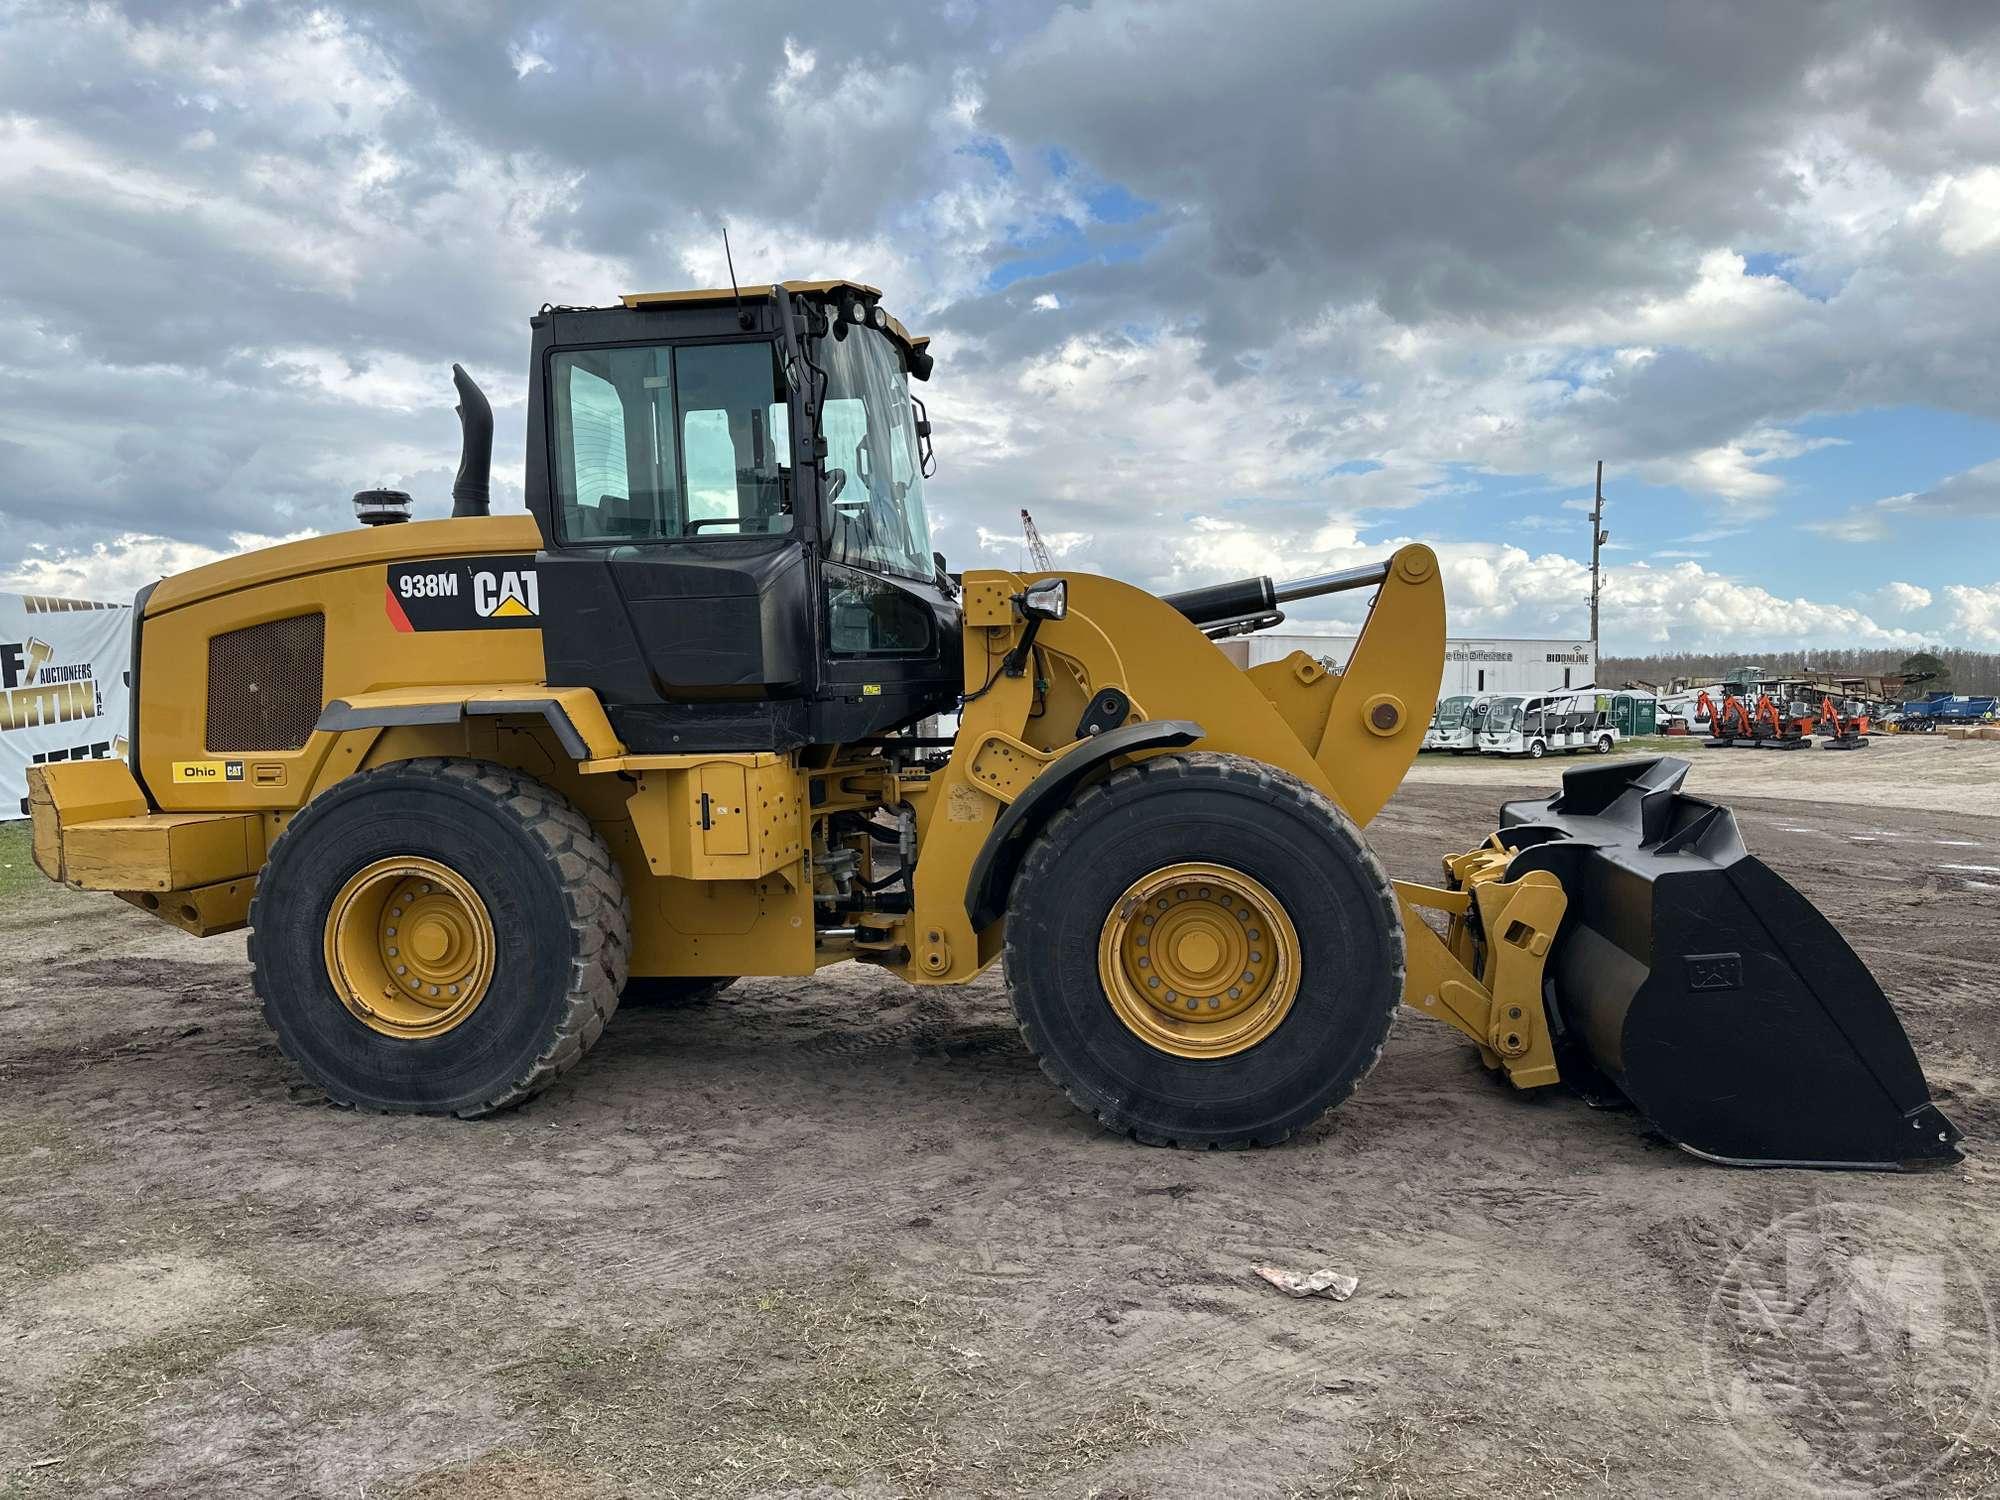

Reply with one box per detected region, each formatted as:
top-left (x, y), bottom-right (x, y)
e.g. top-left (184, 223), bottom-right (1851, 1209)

top-left (451, 363), bottom-right (493, 518)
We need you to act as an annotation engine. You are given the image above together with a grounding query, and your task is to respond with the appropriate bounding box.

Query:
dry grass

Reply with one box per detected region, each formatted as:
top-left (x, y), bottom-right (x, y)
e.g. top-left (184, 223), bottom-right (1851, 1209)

top-left (480, 1264), bottom-right (1178, 1498)
top-left (1293, 1360), bottom-right (1646, 1500)
top-left (0, 1217), bottom-right (83, 1287)
top-left (0, 1122), bottom-right (104, 1191)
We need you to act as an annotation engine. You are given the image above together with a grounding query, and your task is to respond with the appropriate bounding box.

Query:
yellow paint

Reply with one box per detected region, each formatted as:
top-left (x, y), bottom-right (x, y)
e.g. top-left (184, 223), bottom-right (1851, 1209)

top-left (146, 514), bottom-right (540, 615)
top-left (623, 755), bottom-right (804, 881)
top-left (892, 548), bottom-right (1442, 984)
top-left (118, 875), bottom-right (257, 937)
top-left (1095, 862), bottom-right (1302, 1058)
top-left (616, 281), bottom-right (927, 358)
top-left (1393, 846), bottom-right (1566, 1090)
top-left (323, 856), bottom-right (496, 1039)
top-left (42, 509), bottom-right (1455, 1008)
top-left (137, 522), bottom-right (551, 819)
top-left (25, 761), bottom-right (147, 881)
top-left (61, 812), bottom-right (263, 893)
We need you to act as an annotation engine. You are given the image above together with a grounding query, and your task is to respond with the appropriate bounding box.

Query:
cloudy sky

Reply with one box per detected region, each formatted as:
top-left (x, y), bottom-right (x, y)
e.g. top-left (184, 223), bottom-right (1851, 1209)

top-left (3, 0), bottom-right (1999, 652)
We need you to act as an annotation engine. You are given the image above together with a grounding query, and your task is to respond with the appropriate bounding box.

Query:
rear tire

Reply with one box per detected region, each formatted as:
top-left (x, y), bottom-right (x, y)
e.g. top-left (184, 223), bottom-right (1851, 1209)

top-left (1003, 752), bottom-right (1403, 1148)
top-left (249, 759), bottom-right (629, 1116)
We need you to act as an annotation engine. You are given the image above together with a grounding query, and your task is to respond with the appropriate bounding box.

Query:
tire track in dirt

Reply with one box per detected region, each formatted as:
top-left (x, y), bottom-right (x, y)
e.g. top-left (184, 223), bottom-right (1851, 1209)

top-left (1671, 1183), bottom-right (1998, 1496)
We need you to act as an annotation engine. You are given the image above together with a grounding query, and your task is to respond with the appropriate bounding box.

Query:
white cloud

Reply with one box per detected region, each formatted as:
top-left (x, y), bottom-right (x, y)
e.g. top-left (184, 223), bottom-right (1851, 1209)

top-left (1943, 582), bottom-right (2000, 645)
top-left (1867, 581), bottom-right (1933, 615)
top-left (1806, 505), bottom-right (1898, 543)
top-left (0, 531), bottom-right (321, 601)
top-left (4, 0), bottom-right (2000, 659)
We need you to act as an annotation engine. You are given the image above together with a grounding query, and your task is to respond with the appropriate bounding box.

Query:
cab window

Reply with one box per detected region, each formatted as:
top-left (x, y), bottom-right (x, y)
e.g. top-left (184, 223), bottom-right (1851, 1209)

top-left (825, 563), bottom-right (935, 657)
top-left (551, 341), bottom-right (792, 544)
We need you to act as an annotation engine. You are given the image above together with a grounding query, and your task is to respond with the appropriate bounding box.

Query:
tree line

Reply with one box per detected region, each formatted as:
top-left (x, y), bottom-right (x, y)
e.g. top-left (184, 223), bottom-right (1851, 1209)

top-left (1598, 647), bottom-right (1999, 698)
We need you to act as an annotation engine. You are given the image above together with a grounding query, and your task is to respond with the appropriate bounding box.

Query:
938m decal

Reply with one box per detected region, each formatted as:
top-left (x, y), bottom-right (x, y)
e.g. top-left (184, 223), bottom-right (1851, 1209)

top-left (385, 557), bottom-right (541, 632)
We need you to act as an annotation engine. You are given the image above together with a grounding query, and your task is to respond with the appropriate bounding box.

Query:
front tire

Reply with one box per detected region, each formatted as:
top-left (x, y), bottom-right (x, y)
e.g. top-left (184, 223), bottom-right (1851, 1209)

top-left (249, 759), bottom-right (629, 1116)
top-left (1527, 741), bottom-right (1546, 759)
top-left (1002, 753), bottom-right (1403, 1148)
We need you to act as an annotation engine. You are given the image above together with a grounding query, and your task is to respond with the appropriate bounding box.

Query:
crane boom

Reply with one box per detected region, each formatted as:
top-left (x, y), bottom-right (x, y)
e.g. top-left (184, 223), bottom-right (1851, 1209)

top-left (1020, 508), bottom-right (1053, 570)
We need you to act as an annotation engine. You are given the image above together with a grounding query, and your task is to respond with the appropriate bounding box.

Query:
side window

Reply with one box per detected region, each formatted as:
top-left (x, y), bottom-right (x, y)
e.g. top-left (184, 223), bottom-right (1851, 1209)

top-left (555, 364), bottom-right (632, 540)
top-left (551, 342), bottom-right (788, 544)
top-left (673, 342), bottom-right (792, 536)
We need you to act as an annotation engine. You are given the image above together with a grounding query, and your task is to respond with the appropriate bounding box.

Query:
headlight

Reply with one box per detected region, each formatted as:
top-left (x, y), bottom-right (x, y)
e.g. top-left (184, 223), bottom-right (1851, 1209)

top-left (869, 304), bottom-right (889, 329)
top-left (1019, 578), bottom-right (1067, 620)
top-left (845, 298), bottom-right (868, 325)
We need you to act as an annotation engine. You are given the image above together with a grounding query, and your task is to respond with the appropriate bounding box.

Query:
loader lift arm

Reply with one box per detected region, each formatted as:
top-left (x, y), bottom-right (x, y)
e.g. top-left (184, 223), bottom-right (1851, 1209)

top-left (937, 543), bottom-right (1446, 979)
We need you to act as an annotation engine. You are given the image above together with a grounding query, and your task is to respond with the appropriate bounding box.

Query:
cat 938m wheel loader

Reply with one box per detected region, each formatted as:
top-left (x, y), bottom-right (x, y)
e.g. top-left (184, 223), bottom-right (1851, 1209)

top-left (27, 280), bottom-right (1961, 1169)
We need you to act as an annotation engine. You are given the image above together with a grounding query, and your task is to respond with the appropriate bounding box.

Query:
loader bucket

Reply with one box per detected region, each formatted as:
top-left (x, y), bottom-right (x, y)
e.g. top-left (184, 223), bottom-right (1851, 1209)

top-left (1495, 757), bottom-right (1961, 1170)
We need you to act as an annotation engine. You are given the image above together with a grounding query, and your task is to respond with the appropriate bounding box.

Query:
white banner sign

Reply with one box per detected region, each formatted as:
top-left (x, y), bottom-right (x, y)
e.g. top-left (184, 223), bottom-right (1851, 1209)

top-left (1, 592), bottom-right (132, 819)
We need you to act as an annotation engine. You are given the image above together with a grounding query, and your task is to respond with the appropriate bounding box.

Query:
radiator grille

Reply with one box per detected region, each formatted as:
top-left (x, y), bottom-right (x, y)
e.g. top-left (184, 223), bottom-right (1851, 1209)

top-left (206, 614), bottom-right (326, 752)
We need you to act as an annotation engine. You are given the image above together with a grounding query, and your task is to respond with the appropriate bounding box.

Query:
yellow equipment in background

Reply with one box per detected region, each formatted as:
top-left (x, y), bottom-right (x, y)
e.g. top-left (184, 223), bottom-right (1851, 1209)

top-left (27, 281), bottom-right (1959, 1168)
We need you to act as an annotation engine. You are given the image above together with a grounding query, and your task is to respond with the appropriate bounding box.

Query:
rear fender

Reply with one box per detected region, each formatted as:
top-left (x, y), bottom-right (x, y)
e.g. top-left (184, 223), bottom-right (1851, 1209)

top-left (317, 686), bottom-right (619, 762)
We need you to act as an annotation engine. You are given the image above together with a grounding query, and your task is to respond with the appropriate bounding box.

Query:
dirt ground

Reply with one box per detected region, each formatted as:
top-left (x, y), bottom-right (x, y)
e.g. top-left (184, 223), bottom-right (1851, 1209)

top-left (2, 742), bottom-right (1997, 1498)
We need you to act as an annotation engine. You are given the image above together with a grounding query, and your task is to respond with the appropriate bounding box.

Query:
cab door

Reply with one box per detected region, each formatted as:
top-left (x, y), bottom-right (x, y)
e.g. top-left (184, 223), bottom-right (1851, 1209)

top-left (536, 337), bottom-right (812, 706)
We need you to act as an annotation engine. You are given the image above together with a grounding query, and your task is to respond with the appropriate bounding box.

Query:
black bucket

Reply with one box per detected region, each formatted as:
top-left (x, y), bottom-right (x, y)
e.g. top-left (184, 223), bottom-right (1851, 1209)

top-left (1495, 757), bottom-right (1961, 1169)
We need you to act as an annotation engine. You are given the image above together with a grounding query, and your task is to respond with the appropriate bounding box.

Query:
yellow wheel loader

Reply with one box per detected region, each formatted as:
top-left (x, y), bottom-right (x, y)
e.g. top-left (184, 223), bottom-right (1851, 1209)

top-left (26, 281), bottom-right (1960, 1168)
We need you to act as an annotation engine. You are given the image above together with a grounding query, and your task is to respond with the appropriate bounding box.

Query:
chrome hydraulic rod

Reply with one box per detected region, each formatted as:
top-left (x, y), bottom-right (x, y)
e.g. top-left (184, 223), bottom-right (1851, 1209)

top-left (1273, 560), bottom-right (1392, 602)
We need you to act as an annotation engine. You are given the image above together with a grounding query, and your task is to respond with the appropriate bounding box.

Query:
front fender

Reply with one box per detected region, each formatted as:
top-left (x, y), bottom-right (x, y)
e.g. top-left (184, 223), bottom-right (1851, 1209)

top-left (963, 718), bottom-right (1203, 929)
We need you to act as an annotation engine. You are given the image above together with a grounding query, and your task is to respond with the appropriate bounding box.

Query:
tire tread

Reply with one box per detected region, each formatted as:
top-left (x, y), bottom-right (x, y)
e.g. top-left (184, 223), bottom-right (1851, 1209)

top-left (248, 757), bottom-right (630, 1117)
top-left (1001, 751), bottom-right (1404, 1148)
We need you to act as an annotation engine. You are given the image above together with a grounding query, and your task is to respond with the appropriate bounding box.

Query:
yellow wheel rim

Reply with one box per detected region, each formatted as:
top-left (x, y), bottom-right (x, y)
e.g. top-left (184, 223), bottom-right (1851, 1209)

top-left (322, 856), bottom-right (496, 1039)
top-left (1096, 862), bottom-right (1302, 1058)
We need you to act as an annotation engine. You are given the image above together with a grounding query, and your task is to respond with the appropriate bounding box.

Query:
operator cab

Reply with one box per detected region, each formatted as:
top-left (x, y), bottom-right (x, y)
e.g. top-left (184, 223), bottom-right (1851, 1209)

top-left (523, 280), bottom-right (960, 752)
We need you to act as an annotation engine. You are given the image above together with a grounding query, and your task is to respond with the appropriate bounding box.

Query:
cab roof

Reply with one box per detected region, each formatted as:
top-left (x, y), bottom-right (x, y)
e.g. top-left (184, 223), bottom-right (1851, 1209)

top-left (619, 279), bottom-right (928, 354)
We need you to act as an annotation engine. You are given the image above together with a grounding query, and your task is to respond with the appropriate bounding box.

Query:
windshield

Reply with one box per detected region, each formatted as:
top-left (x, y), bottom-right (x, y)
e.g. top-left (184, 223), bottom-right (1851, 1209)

top-left (815, 323), bottom-right (934, 583)
top-left (1435, 695), bottom-right (1471, 730)
top-left (1487, 700), bottom-right (1523, 734)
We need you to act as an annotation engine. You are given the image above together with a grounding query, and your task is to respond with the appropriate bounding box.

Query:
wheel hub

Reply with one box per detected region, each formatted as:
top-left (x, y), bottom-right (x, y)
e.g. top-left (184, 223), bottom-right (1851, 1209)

top-left (1097, 862), bottom-right (1302, 1058)
top-left (323, 856), bottom-right (496, 1039)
